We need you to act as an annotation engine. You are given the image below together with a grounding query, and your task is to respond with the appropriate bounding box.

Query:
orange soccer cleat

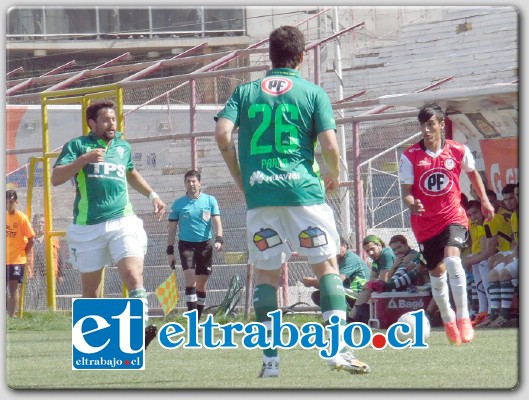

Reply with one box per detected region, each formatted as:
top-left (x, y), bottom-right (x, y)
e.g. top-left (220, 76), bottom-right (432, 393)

top-left (457, 318), bottom-right (475, 343)
top-left (471, 311), bottom-right (488, 327)
top-left (443, 320), bottom-right (462, 346)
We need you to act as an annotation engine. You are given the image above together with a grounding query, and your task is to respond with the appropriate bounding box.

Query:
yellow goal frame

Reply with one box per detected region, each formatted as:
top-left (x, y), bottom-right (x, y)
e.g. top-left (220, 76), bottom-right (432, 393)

top-left (27, 85), bottom-right (127, 312)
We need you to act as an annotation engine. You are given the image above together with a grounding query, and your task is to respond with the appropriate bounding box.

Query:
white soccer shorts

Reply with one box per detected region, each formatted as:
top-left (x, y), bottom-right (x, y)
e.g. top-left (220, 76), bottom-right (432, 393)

top-left (66, 215), bottom-right (147, 273)
top-left (246, 204), bottom-right (339, 270)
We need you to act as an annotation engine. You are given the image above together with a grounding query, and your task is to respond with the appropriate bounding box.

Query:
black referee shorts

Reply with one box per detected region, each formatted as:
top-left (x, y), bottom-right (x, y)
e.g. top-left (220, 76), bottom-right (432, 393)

top-left (178, 239), bottom-right (213, 276)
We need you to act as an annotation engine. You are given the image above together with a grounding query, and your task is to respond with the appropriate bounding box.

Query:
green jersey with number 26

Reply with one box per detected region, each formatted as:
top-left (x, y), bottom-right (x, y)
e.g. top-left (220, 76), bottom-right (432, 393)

top-left (217, 68), bottom-right (337, 209)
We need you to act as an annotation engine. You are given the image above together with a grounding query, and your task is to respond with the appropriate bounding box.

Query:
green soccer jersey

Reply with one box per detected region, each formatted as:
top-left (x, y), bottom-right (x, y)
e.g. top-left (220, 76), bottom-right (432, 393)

top-left (54, 132), bottom-right (135, 225)
top-left (340, 250), bottom-right (370, 289)
top-left (217, 68), bottom-right (337, 209)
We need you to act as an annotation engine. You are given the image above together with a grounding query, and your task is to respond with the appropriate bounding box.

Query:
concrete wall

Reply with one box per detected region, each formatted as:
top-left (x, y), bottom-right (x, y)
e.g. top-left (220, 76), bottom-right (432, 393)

top-left (320, 6), bottom-right (518, 102)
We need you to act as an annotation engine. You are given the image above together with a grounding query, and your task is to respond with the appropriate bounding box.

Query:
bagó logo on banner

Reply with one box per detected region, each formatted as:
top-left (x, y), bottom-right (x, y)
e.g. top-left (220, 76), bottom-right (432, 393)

top-left (387, 297), bottom-right (428, 309)
top-left (72, 298), bottom-right (145, 371)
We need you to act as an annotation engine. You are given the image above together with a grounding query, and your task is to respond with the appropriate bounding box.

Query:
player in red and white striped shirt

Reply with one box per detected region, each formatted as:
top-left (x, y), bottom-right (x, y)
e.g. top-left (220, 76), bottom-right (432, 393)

top-left (398, 104), bottom-right (494, 345)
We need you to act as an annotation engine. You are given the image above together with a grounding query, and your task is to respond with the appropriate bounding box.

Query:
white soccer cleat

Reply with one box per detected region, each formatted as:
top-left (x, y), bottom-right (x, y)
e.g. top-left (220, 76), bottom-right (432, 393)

top-left (258, 357), bottom-right (280, 378)
top-left (327, 350), bottom-right (371, 374)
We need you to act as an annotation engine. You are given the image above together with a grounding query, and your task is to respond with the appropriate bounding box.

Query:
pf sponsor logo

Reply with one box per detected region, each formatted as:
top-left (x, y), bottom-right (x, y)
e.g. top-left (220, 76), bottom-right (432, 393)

top-left (72, 298), bottom-right (145, 370)
top-left (418, 167), bottom-right (453, 196)
top-left (261, 77), bottom-right (293, 95)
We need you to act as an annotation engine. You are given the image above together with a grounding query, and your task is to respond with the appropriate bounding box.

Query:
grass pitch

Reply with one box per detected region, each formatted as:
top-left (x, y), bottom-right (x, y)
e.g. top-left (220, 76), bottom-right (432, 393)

top-left (6, 312), bottom-right (519, 390)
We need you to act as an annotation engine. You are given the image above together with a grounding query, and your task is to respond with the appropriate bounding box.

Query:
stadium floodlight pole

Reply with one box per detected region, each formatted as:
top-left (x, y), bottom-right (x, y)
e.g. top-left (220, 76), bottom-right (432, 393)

top-left (305, 21), bottom-right (365, 86)
top-left (332, 6), bottom-right (351, 242)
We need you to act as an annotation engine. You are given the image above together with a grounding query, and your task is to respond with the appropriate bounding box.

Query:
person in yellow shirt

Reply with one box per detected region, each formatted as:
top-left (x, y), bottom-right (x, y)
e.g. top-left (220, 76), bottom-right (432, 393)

top-left (487, 183), bottom-right (519, 328)
top-left (483, 191), bottom-right (512, 257)
top-left (6, 190), bottom-right (35, 318)
top-left (462, 200), bottom-right (492, 326)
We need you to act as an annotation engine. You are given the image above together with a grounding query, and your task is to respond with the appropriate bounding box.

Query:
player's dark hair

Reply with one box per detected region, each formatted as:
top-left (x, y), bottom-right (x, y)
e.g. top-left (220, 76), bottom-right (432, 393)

top-left (461, 193), bottom-right (469, 209)
top-left (184, 169), bottom-right (201, 181)
top-left (339, 236), bottom-right (350, 249)
top-left (465, 199), bottom-right (481, 211)
top-left (486, 189), bottom-right (497, 200)
top-left (362, 234), bottom-right (385, 248)
top-left (6, 189), bottom-right (17, 201)
top-left (86, 100), bottom-right (116, 123)
top-left (389, 234), bottom-right (408, 246)
top-left (269, 26), bottom-right (305, 69)
top-left (418, 103), bottom-right (445, 125)
top-left (501, 183), bottom-right (516, 195)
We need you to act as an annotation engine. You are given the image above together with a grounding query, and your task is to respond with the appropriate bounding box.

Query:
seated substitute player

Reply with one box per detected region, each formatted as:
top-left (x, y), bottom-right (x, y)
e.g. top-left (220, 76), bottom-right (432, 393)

top-left (486, 183), bottom-right (519, 328)
top-left (348, 234), bottom-right (396, 324)
top-left (483, 185), bottom-right (516, 271)
top-left (473, 184), bottom-right (516, 328)
top-left (51, 100), bottom-right (166, 349)
top-left (461, 200), bottom-right (497, 327)
top-left (303, 236), bottom-right (369, 317)
top-left (368, 234), bottom-right (428, 293)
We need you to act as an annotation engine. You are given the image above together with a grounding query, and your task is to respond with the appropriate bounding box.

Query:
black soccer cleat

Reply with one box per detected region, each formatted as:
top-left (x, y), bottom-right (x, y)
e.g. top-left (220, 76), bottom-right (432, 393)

top-left (145, 324), bottom-right (158, 349)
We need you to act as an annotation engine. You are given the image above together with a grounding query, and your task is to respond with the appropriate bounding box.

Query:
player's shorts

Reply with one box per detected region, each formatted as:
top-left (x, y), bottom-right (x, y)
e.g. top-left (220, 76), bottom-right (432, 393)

top-left (6, 264), bottom-right (25, 283)
top-left (178, 239), bottom-right (213, 276)
top-left (247, 204), bottom-right (339, 270)
top-left (66, 215), bottom-right (147, 273)
top-left (419, 223), bottom-right (468, 270)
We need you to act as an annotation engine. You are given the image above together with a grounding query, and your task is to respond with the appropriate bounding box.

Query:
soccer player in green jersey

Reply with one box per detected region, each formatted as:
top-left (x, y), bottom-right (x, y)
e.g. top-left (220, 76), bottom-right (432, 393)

top-left (51, 100), bottom-right (166, 348)
top-left (215, 26), bottom-right (370, 377)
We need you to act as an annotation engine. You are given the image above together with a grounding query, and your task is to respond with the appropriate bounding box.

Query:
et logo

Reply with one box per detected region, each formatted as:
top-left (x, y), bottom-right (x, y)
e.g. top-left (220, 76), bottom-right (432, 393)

top-left (72, 298), bottom-right (145, 370)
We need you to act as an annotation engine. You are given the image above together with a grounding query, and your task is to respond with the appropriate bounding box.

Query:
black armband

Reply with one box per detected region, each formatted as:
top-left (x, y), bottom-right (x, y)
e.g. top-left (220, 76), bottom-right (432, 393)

top-left (166, 245), bottom-right (174, 255)
top-left (215, 236), bottom-right (224, 245)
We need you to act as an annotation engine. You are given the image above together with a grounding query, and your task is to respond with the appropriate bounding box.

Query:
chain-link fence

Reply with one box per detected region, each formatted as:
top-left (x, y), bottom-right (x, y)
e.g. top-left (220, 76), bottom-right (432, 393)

top-left (8, 28), bottom-right (425, 318)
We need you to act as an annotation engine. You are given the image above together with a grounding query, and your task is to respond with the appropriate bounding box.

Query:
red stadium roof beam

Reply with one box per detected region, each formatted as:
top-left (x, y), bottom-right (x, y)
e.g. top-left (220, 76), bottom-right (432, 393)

top-left (6, 67), bottom-right (24, 79)
top-left (333, 90), bottom-right (368, 105)
top-left (7, 60), bottom-right (77, 95)
top-left (44, 53), bottom-right (131, 92)
top-left (120, 42), bottom-right (208, 82)
top-left (129, 8), bottom-right (339, 111)
top-left (359, 76), bottom-right (455, 115)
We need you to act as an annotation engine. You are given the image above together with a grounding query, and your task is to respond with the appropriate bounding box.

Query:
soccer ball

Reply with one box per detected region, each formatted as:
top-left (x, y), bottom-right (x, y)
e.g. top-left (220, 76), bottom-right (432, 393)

top-left (395, 310), bottom-right (431, 342)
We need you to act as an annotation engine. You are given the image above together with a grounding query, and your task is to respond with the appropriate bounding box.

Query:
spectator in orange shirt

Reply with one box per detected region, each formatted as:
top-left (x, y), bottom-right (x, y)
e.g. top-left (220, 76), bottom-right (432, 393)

top-left (6, 190), bottom-right (36, 318)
